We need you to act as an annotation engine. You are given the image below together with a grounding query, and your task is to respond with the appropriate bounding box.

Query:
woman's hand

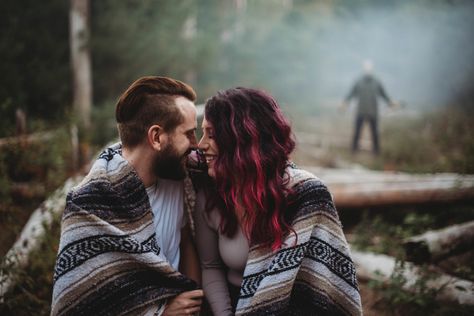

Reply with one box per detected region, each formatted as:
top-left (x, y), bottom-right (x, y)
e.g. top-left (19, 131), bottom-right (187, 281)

top-left (163, 290), bottom-right (204, 316)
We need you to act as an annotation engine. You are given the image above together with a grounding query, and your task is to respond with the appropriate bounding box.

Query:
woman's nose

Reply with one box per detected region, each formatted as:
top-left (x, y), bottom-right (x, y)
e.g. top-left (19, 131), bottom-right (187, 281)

top-left (197, 136), bottom-right (206, 150)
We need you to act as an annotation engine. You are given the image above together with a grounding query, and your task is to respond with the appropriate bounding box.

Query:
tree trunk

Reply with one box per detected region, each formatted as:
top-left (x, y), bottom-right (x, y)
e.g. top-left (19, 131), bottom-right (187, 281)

top-left (403, 221), bottom-right (474, 264)
top-left (70, 0), bottom-right (92, 130)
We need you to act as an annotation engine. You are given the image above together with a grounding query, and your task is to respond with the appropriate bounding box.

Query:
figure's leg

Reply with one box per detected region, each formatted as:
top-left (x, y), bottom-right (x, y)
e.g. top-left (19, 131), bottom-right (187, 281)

top-left (369, 116), bottom-right (379, 155)
top-left (352, 115), bottom-right (363, 153)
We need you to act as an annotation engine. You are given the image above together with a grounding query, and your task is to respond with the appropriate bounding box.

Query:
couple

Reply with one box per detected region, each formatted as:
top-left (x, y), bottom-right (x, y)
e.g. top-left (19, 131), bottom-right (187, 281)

top-left (51, 76), bottom-right (362, 316)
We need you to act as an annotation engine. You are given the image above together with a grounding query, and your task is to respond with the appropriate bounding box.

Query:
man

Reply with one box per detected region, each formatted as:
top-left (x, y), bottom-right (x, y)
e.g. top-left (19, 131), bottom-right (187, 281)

top-left (52, 76), bottom-right (203, 316)
top-left (342, 60), bottom-right (397, 155)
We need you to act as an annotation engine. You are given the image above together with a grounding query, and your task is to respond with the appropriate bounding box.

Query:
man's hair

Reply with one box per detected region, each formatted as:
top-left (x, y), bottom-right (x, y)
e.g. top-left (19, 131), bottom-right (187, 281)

top-left (204, 87), bottom-right (296, 251)
top-left (115, 76), bottom-right (196, 148)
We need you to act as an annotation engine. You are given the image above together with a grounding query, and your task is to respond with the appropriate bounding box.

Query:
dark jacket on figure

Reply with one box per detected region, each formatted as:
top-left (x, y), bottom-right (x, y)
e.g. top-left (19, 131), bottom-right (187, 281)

top-left (345, 74), bottom-right (391, 118)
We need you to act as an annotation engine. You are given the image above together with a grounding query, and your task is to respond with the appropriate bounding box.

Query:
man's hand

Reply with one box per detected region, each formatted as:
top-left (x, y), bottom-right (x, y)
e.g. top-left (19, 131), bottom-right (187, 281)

top-left (163, 290), bottom-right (204, 316)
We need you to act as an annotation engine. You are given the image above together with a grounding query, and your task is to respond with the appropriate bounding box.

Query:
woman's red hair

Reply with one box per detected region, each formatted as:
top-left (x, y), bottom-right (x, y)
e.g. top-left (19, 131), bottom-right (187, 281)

top-left (204, 87), bottom-right (296, 250)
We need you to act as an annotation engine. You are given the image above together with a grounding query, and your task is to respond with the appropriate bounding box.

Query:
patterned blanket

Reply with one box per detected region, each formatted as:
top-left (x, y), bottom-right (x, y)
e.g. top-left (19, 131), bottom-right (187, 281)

top-left (51, 143), bottom-right (197, 316)
top-left (235, 167), bottom-right (362, 315)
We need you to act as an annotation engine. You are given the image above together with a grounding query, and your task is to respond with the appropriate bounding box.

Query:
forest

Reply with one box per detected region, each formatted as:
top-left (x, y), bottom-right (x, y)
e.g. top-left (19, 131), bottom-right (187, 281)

top-left (1, 0), bottom-right (473, 315)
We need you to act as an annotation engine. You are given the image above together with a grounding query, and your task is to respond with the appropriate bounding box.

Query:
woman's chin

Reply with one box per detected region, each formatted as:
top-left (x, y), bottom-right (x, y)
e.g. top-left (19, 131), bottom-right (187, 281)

top-left (207, 169), bottom-right (216, 179)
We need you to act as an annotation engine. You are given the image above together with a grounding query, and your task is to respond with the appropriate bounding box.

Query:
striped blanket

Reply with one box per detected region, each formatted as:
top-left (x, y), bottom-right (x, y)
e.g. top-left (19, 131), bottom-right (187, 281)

top-left (51, 143), bottom-right (197, 316)
top-left (235, 167), bottom-right (362, 315)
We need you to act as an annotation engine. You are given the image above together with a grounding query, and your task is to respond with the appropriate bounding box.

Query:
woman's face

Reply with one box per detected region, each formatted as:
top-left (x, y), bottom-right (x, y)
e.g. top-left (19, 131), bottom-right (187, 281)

top-left (198, 117), bottom-right (219, 178)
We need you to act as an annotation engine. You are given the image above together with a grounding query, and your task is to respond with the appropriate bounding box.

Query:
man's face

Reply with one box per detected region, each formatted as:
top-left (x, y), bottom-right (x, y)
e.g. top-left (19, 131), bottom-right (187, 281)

top-left (153, 96), bottom-right (197, 180)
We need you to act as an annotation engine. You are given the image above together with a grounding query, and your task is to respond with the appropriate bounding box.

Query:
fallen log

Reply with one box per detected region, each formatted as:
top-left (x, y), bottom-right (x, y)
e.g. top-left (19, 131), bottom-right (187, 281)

top-left (403, 221), bottom-right (474, 264)
top-left (352, 250), bottom-right (474, 305)
top-left (303, 167), bottom-right (474, 208)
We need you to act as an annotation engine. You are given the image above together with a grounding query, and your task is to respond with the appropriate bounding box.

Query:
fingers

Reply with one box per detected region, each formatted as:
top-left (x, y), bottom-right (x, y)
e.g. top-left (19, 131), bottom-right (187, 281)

top-left (183, 305), bottom-right (201, 314)
top-left (163, 290), bottom-right (204, 316)
top-left (179, 289), bottom-right (204, 299)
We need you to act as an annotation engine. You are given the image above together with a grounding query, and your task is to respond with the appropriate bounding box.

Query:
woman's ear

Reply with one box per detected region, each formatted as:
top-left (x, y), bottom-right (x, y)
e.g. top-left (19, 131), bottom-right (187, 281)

top-left (147, 124), bottom-right (167, 151)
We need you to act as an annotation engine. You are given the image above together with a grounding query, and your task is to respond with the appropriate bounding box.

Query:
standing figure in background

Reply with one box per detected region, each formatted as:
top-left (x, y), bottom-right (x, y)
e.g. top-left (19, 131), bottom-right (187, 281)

top-left (342, 60), bottom-right (397, 155)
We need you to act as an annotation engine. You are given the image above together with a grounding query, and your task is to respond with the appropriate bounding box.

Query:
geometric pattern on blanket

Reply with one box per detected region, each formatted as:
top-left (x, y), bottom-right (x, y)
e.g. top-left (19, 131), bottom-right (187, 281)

top-left (53, 234), bottom-right (160, 282)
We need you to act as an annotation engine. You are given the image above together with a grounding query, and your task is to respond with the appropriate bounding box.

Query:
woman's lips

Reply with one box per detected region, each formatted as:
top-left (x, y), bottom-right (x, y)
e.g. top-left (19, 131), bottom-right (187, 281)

top-left (205, 155), bottom-right (216, 164)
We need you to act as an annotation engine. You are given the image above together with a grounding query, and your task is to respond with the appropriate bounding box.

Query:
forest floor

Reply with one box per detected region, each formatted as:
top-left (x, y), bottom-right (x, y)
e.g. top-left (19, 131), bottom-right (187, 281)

top-left (291, 111), bottom-right (474, 316)
top-left (1, 109), bottom-right (473, 315)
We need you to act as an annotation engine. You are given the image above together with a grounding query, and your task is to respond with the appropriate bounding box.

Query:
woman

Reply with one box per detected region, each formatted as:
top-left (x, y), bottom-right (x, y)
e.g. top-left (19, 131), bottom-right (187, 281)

top-left (193, 88), bottom-right (362, 316)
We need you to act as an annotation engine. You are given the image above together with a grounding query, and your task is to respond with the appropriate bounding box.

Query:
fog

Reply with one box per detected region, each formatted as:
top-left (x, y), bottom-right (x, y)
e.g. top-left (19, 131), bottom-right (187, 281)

top-left (199, 1), bottom-right (474, 112)
top-left (308, 3), bottom-right (474, 108)
top-left (83, 1), bottom-right (474, 115)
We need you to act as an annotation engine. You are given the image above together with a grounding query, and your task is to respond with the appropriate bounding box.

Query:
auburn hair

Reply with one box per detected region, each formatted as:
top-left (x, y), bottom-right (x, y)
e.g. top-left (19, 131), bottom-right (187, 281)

top-left (115, 76), bottom-right (196, 148)
top-left (204, 87), bottom-right (296, 250)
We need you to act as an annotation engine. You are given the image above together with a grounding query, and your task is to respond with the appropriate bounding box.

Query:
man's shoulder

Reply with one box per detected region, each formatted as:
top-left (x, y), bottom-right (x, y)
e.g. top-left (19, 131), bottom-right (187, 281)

top-left (64, 172), bottom-right (114, 214)
top-left (64, 155), bottom-right (144, 218)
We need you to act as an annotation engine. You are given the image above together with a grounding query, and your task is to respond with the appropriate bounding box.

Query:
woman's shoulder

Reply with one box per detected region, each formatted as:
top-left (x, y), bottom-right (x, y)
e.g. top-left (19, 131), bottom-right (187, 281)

top-left (284, 164), bottom-right (339, 223)
top-left (195, 190), bottom-right (221, 230)
top-left (285, 163), bottom-right (326, 189)
top-left (285, 163), bottom-right (334, 206)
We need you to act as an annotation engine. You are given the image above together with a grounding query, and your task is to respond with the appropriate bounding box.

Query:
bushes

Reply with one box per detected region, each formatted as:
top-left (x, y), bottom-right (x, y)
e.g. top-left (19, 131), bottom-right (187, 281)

top-left (351, 206), bottom-right (474, 315)
top-left (0, 215), bottom-right (61, 316)
top-left (0, 129), bottom-right (72, 257)
top-left (381, 104), bottom-right (474, 174)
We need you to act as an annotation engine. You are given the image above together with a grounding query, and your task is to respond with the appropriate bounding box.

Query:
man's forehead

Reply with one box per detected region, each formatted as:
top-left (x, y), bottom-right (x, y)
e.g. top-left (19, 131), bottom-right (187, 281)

top-left (174, 96), bottom-right (196, 131)
top-left (175, 96), bottom-right (196, 111)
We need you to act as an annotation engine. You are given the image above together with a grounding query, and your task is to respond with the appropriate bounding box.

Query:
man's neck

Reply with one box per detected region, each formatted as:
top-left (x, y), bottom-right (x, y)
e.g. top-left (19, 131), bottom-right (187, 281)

top-left (122, 145), bottom-right (157, 187)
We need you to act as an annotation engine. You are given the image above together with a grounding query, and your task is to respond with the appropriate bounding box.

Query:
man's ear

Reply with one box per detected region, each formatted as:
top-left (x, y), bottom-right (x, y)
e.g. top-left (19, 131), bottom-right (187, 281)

top-left (147, 125), bottom-right (167, 151)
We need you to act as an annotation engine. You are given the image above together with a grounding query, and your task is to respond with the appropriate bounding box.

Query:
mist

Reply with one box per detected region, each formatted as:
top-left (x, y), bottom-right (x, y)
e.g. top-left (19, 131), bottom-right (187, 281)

top-left (309, 2), bottom-right (474, 109)
top-left (195, 0), bottom-right (474, 112)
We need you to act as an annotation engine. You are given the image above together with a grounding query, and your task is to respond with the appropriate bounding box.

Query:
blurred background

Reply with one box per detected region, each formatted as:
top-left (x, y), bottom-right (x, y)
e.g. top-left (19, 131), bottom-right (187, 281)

top-left (1, 0), bottom-right (473, 315)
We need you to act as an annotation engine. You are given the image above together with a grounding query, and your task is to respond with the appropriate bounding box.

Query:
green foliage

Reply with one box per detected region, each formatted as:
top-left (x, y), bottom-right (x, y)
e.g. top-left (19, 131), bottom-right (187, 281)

top-left (1, 131), bottom-right (71, 186)
top-left (352, 210), bottom-right (435, 258)
top-left (368, 261), bottom-right (474, 315)
top-left (0, 131), bottom-right (70, 314)
top-left (0, 130), bottom-right (72, 257)
top-left (91, 0), bottom-right (199, 102)
top-left (0, 215), bottom-right (61, 316)
top-left (0, 1), bottom-right (473, 315)
top-left (353, 206), bottom-right (474, 314)
top-left (0, 0), bottom-right (71, 137)
top-left (381, 103), bottom-right (474, 174)
top-left (89, 0), bottom-right (328, 110)
top-left (369, 261), bottom-right (442, 313)
top-left (369, 261), bottom-right (441, 314)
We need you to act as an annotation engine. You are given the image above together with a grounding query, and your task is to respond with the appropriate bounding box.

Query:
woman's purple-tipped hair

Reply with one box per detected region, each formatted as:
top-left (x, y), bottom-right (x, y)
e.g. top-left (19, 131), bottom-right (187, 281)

top-left (204, 87), bottom-right (296, 250)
